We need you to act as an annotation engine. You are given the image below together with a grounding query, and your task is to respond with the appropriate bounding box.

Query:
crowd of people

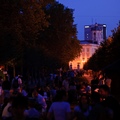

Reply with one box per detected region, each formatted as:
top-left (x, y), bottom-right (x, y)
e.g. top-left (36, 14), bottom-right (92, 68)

top-left (0, 69), bottom-right (120, 120)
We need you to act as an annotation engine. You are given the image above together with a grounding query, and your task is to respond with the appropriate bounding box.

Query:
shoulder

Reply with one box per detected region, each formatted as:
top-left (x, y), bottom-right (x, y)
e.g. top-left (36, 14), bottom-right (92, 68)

top-left (38, 94), bottom-right (44, 98)
top-left (62, 101), bottom-right (70, 105)
top-left (49, 102), bottom-right (58, 107)
top-left (74, 105), bottom-right (81, 112)
top-left (88, 105), bottom-right (93, 111)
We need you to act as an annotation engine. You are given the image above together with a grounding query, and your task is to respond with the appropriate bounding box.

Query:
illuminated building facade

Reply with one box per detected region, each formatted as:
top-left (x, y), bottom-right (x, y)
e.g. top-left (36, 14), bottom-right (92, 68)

top-left (69, 41), bottom-right (99, 69)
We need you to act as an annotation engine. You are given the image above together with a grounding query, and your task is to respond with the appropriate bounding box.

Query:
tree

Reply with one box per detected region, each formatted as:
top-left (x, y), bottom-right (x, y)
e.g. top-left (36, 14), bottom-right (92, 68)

top-left (0, 0), bottom-right (54, 62)
top-left (83, 22), bottom-right (120, 102)
top-left (38, 2), bottom-right (81, 69)
top-left (0, 1), bottom-right (81, 77)
top-left (0, 0), bottom-right (54, 76)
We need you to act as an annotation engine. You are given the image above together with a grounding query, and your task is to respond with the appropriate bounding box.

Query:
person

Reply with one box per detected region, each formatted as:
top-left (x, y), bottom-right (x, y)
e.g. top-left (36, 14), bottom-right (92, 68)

top-left (32, 88), bottom-right (47, 113)
top-left (2, 79), bottom-right (11, 91)
top-left (50, 85), bottom-right (57, 100)
top-left (91, 76), bottom-right (99, 94)
top-left (0, 76), bottom-right (3, 96)
top-left (1, 97), bottom-right (10, 116)
top-left (24, 98), bottom-right (41, 120)
top-left (73, 93), bottom-right (92, 120)
top-left (11, 94), bottom-right (28, 120)
top-left (68, 80), bottom-right (77, 104)
top-left (17, 75), bottom-right (23, 87)
top-left (79, 83), bottom-right (87, 94)
top-left (2, 96), bottom-right (13, 120)
top-left (62, 77), bottom-right (69, 92)
top-left (11, 75), bottom-right (22, 89)
top-left (105, 76), bottom-right (112, 88)
top-left (47, 89), bottom-right (71, 120)
top-left (98, 84), bottom-right (120, 120)
top-left (88, 92), bottom-right (110, 120)
top-left (11, 76), bottom-right (19, 95)
top-left (18, 86), bottom-right (28, 97)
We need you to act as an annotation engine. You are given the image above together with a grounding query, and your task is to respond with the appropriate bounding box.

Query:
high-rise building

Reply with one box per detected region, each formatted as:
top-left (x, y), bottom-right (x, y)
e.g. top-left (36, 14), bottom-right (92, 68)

top-left (84, 23), bottom-right (106, 44)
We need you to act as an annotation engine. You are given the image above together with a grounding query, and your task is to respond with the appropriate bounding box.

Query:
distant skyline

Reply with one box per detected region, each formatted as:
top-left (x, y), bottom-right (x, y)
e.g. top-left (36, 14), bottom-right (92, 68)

top-left (56, 0), bottom-right (120, 40)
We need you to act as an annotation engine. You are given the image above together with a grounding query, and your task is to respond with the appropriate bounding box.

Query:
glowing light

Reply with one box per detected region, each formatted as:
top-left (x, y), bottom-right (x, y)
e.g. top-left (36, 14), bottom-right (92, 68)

top-left (85, 26), bottom-right (90, 28)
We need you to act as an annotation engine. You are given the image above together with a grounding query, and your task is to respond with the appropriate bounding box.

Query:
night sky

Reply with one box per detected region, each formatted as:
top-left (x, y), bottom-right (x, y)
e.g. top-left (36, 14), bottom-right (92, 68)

top-left (56, 0), bottom-right (120, 40)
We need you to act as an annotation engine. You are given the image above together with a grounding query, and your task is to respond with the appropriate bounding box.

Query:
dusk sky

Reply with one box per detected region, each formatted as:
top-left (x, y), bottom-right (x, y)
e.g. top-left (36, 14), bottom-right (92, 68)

top-left (56, 0), bottom-right (120, 40)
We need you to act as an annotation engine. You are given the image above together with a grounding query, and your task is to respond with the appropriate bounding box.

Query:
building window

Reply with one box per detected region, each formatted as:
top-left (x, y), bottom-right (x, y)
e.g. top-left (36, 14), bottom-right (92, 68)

top-left (86, 48), bottom-right (89, 52)
top-left (82, 48), bottom-right (85, 52)
top-left (87, 33), bottom-right (89, 38)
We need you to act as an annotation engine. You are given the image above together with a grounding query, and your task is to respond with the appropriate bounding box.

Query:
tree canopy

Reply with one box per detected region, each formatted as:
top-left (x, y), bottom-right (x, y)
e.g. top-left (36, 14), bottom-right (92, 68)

top-left (0, 1), bottom-right (81, 77)
top-left (38, 2), bottom-right (81, 68)
top-left (0, 0), bottom-right (55, 63)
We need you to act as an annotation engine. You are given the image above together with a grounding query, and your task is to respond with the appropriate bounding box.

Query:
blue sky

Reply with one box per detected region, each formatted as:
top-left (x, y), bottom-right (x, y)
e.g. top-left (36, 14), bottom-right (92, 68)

top-left (56, 0), bottom-right (120, 40)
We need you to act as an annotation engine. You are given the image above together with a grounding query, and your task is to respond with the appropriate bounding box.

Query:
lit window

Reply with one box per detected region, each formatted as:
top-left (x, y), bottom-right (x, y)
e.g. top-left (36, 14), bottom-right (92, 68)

top-left (82, 48), bottom-right (85, 52)
top-left (85, 26), bottom-right (90, 28)
top-left (87, 48), bottom-right (89, 52)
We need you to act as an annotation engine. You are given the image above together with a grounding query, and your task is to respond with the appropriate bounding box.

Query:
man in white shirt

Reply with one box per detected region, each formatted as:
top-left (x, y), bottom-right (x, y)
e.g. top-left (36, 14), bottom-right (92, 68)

top-left (47, 89), bottom-right (71, 120)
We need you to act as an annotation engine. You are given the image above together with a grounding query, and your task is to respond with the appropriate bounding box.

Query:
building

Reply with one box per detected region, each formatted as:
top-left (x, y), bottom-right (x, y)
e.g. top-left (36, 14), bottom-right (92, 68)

top-left (69, 23), bottom-right (106, 70)
top-left (69, 41), bottom-right (99, 69)
top-left (84, 23), bottom-right (106, 44)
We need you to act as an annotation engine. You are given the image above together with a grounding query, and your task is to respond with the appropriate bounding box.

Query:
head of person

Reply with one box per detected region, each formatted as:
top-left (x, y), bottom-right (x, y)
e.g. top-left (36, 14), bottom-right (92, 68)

top-left (12, 94), bottom-right (28, 120)
top-left (91, 92), bottom-right (101, 105)
top-left (28, 98), bottom-right (36, 108)
top-left (32, 88), bottom-right (39, 98)
top-left (54, 89), bottom-right (68, 101)
top-left (79, 93), bottom-right (90, 105)
top-left (98, 84), bottom-right (110, 98)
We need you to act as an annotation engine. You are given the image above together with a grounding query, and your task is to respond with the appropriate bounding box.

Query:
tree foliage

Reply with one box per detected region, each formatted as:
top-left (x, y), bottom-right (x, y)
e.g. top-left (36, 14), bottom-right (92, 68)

top-left (0, 1), bottom-right (81, 77)
top-left (38, 2), bottom-right (81, 67)
top-left (0, 0), bottom-right (54, 64)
